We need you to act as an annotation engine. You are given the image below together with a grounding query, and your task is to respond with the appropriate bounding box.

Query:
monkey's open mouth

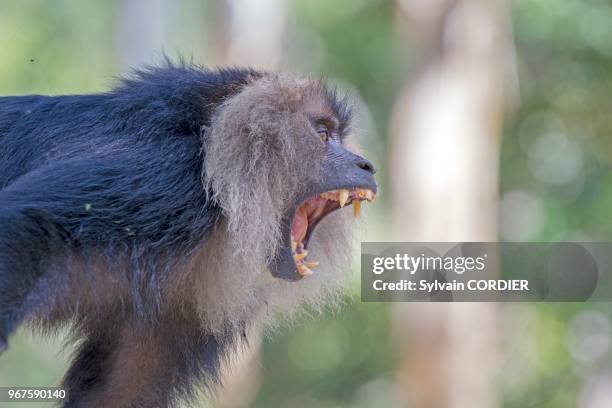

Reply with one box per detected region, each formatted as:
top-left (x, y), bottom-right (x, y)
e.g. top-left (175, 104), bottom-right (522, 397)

top-left (290, 188), bottom-right (376, 277)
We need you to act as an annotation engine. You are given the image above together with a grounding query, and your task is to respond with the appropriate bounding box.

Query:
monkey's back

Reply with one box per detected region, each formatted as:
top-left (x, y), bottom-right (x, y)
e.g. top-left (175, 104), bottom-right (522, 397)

top-left (0, 66), bottom-right (258, 249)
top-left (0, 65), bottom-right (260, 190)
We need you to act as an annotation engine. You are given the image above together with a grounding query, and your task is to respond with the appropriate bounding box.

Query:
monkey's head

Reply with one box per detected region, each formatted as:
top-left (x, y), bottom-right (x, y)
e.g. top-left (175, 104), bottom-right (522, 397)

top-left (203, 74), bottom-right (376, 287)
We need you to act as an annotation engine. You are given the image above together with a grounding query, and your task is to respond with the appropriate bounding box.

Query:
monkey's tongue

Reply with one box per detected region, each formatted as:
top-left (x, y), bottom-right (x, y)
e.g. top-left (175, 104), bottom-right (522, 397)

top-left (291, 197), bottom-right (327, 244)
top-left (291, 206), bottom-right (308, 243)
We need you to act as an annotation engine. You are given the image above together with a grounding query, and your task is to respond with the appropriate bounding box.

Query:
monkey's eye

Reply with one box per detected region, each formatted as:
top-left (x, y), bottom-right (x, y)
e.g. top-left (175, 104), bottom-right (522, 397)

top-left (316, 126), bottom-right (330, 143)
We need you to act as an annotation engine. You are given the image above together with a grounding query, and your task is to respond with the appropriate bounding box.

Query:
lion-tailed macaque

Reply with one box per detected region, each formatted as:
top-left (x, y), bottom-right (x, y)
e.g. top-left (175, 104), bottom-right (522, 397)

top-left (0, 64), bottom-right (377, 407)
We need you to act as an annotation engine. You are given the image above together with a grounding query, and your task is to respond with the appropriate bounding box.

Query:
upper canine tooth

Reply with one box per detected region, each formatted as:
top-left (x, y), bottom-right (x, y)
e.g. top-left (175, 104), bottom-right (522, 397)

top-left (339, 189), bottom-right (349, 208)
top-left (352, 200), bottom-right (362, 217)
top-left (291, 239), bottom-right (297, 251)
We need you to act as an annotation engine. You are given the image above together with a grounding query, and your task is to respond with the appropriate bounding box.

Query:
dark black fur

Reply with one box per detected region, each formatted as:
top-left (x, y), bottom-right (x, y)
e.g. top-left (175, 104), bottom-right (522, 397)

top-left (0, 65), bottom-right (261, 407)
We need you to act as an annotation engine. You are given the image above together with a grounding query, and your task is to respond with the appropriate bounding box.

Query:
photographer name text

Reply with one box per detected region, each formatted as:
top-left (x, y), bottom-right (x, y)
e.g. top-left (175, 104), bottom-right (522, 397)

top-left (370, 253), bottom-right (528, 293)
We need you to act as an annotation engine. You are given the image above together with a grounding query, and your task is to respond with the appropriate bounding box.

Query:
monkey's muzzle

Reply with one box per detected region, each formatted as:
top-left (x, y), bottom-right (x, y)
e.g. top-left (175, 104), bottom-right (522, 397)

top-left (270, 143), bottom-right (377, 281)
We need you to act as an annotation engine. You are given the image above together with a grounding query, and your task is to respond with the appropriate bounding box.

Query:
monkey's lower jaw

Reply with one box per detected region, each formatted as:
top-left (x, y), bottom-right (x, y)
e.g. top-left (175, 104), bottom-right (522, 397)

top-left (290, 188), bottom-right (376, 276)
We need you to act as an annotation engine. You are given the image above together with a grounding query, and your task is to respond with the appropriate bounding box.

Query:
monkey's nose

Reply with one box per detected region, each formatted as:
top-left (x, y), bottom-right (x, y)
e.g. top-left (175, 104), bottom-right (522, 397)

top-left (356, 158), bottom-right (376, 175)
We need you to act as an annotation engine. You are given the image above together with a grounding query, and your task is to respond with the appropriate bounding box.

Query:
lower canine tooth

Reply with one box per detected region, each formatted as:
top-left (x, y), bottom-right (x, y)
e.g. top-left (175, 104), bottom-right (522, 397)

top-left (339, 189), bottom-right (349, 208)
top-left (353, 200), bottom-right (361, 217)
top-left (294, 251), bottom-right (308, 261)
top-left (304, 261), bottom-right (319, 269)
top-left (297, 264), bottom-right (314, 276)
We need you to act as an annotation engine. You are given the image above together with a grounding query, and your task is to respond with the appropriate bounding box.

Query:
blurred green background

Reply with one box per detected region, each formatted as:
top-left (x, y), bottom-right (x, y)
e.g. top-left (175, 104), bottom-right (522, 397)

top-left (1, 0), bottom-right (612, 407)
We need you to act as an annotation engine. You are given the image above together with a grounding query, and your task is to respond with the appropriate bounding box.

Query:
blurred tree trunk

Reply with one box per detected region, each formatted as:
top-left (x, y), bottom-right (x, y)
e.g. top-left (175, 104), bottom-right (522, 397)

top-left (208, 0), bottom-right (286, 70)
top-left (390, 0), bottom-right (516, 407)
top-left (115, 0), bottom-right (170, 68)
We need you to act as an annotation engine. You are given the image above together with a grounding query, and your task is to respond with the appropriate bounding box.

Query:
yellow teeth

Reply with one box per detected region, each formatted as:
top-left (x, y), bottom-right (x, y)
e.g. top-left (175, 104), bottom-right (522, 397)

top-left (294, 251), bottom-right (308, 261)
top-left (356, 188), bottom-right (376, 202)
top-left (297, 264), bottom-right (314, 276)
top-left (320, 188), bottom-right (376, 204)
top-left (304, 261), bottom-right (319, 269)
top-left (320, 192), bottom-right (336, 200)
top-left (291, 239), bottom-right (297, 251)
top-left (339, 189), bottom-right (349, 208)
top-left (352, 200), bottom-right (361, 217)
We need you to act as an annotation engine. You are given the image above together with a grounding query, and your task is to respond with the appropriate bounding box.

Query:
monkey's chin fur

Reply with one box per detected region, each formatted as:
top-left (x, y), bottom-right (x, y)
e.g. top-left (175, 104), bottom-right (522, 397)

top-left (190, 210), bottom-right (355, 337)
top-left (290, 188), bottom-right (376, 277)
